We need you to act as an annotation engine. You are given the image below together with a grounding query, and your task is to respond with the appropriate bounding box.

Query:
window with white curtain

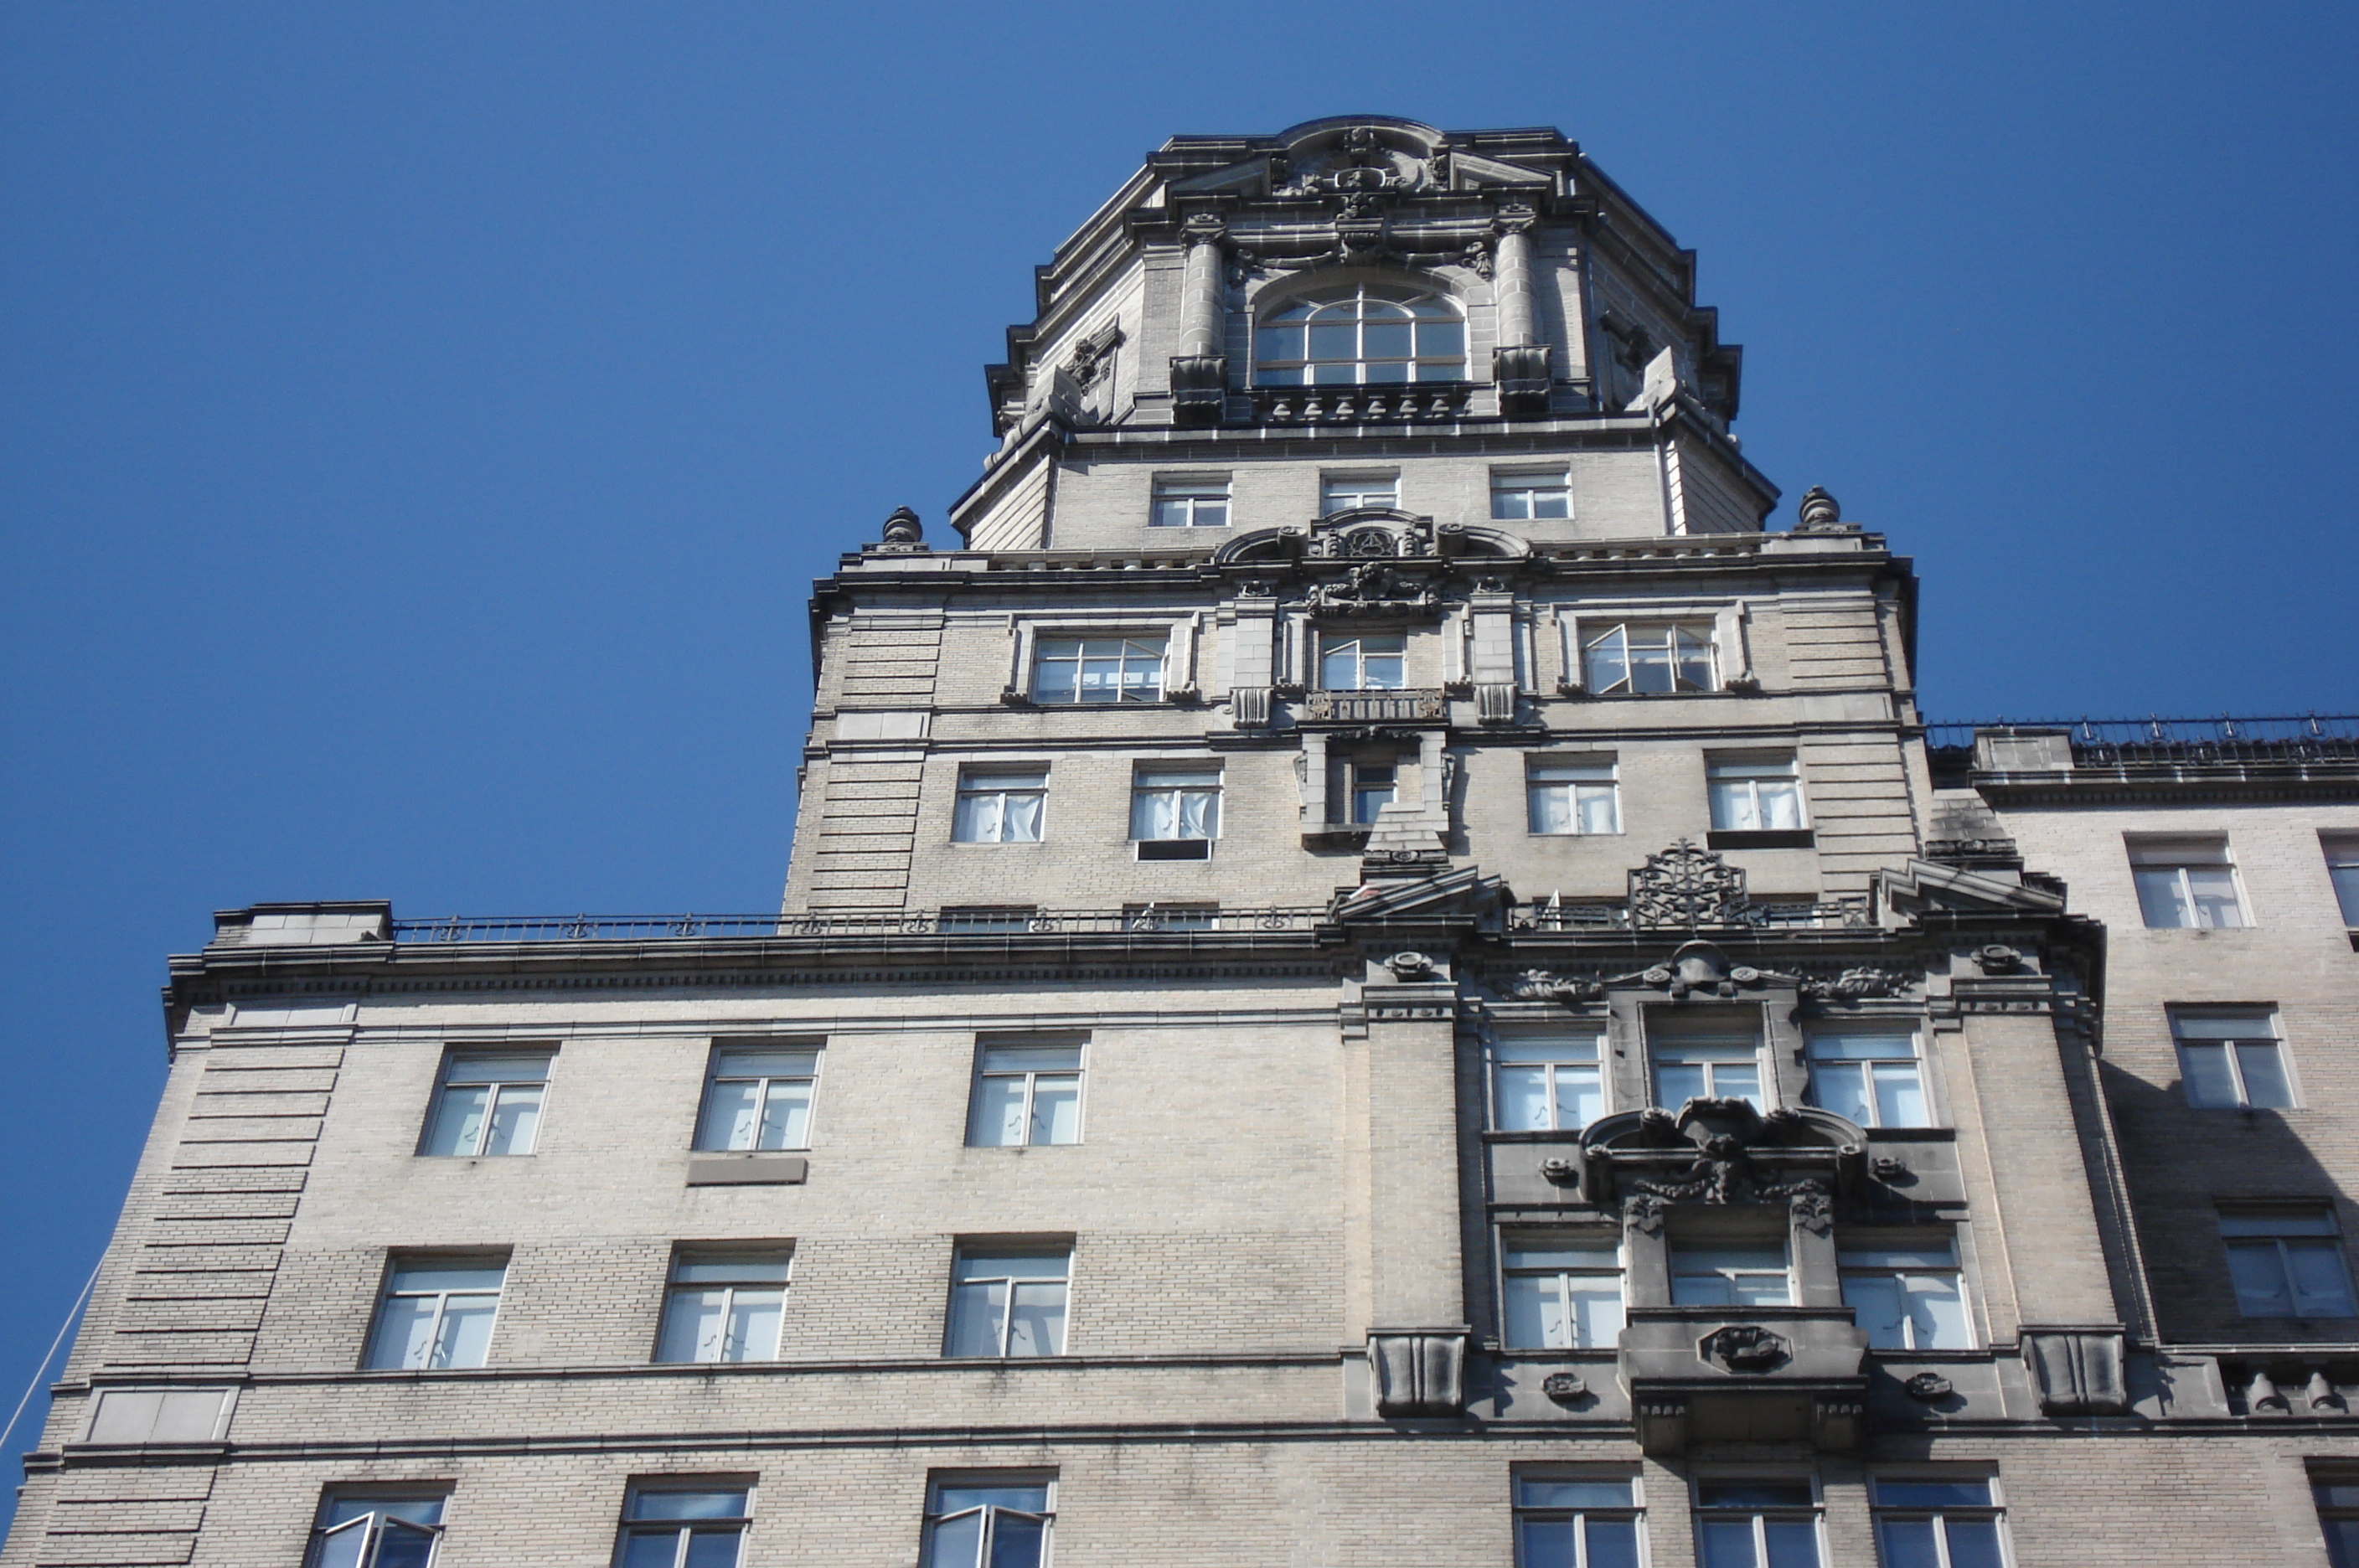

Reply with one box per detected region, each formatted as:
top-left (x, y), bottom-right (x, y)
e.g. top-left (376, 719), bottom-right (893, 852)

top-left (1131, 764), bottom-right (1220, 859)
top-left (1707, 755), bottom-right (1805, 832)
top-left (1528, 758), bottom-right (1620, 835)
top-left (953, 767), bottom-right (1046, 843)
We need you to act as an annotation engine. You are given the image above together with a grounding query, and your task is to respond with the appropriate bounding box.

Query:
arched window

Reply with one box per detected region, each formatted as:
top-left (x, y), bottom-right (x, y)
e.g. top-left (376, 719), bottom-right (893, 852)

top-left (1253, 285), bottom-right (1465, 385)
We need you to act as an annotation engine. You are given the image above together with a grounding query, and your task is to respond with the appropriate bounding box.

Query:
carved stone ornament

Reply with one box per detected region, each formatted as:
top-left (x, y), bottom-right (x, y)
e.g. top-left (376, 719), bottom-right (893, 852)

top-left (1582, 1098), bottom-right (1864, 1233)
top-left (1974, 944), bottom-right (2026, 975)
top-left (1368, 1328), bottom-right (1467, 1417)
top-left (1703, 1324), bottom-right (1792, 1374)
top-left (1303, 558), bottom-right (1438, 618)
top-left (1511, 969), bottom-right (1605, 1004)
top-left (1628, 840), bottom-right (1753, 931)
top-left (1065, 322), bottom-right (1123, 391)
top-left (1795, 485), bottom-right (1853, 533)
top-left (877, 506), bottom-right (926, 552)
top-left (1541, 1371), bottom-right (1588, 1403)
top-left (1625, 940), bottom-right (1787, 1001)
top-left (1385, 951), bottom-right (1438, 982)
top-left (1271, 124), bottom-right (1443, 199)
top-left (1538, 1157), bottom-right (1579, 1188)
top-left (2022, 1327), bottom-right (2129, 1416)
top-left (1902, 1371), bottom-right (1954, 1402)
top-left (1798, 967), bottom-right (1912, 1002)
top-left (1870, 1155), bottom-right (1911, 1182)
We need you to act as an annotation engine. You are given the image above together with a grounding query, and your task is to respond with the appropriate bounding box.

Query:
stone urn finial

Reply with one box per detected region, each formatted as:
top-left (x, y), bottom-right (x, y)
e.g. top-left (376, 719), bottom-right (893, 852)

top-left (1795, 486), bottom-right (1845, 532)
top-left (879, 506), bottom-right (926, 552)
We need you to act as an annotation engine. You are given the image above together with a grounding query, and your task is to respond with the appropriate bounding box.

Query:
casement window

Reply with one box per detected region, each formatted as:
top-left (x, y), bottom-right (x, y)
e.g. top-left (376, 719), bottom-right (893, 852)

top-left (1502, 1235), bottom-right (1626, 1349)
top-left (2221, 1208), bottom-right (2359, 1318)
top-left (1032, 635), bottom-right (1165, 704)
top-left (938, 906), bottom-right (1039, 935)
top-left (1495, 1034), bottom-right (1607, 1131)
top-left (1840, 1238), bottom-right (1972, 1349)
top-left (1707, 756), bottom-right (1806, 833)
top-left (2127, 835), bottom-right (2248, 929)
top-left (2315, 1480), bottom-right (2359, 1568)
top-left (1513, 1476), bottom-right (1642, 1568)
top-left (364, 1256), bottom-right (505, 1370)
top-left (307, 1493), bottom-right (446, 1568)
top-left (1528, 758), bottom-right (1621, 835)
top-left (1131, 765), bottom-right (1221, 859)
top-left (1149, 475), bottom-right (1230, 528)
top-left (421, 1051), bottom-right (550, 1158)
top-left (2173, 1009), bottom-right (2295, 1108)
top-left (968, 1042), bottom-right (1084, 1148)
top-left (1319, 630), bottom-right (1407, 689)
top-left (1692, 1480), bottom-right (1821, 1568)
top-left (1256, 285), bottom-right (1465, 385)
top-left (2325, 834), bottom-right (2359, 926)
top-left (1871, 1478), bottom-right (2007, 1568)
top-left (952, 768), bottom-right (1046, 843)
top-left (1350, 761), bottom-right (1399, 824)
top-left (1319, 473), bottom-right (1401, 512)
top-left (1123, 903), bottom-right (1217, 931)
top-left (1671, 1243), bottom-right (1792, 1308)
top-left (922, 1477), bottom-right (1055, 1568)
top-left (945, 1246), bottom-right (1071, 1357)
top-left (1582, 621), bottom-right (1715, 694)
top-left (1650, 1020), bottom-right (1764, 1109)
top-left (1492, 470), bottom-right (1572, 521)
top-left (1805, 1029), bottom-right (1928, 1127)
top-left (614, 1485), bottom-right (751, 1568)
top-left (694, 1044), bottom-right (819, 1151)
top-left (656, 1249), bottom-right (791, 1364)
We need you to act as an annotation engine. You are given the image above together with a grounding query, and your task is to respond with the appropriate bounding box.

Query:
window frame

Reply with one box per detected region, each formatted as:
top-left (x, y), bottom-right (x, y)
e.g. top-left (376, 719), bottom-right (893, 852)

top-left (1647, 1015), bottom-right (1768, 1111)
top-left (307, 1491), bottom-right (448, 1568)
top-left (1490, 468), bottom-right (1573, 522)
top-left (1869, 1476), bottom-right (2010, 1568)
top-left (1510, 1472), bottom-right (1644, 1568)
top-left (1319, 630), bottom-right (1408, 691)
top-left (1706, 753), bottom-right (1808, 833)
top-left (921, 1473), bottom-right (1056, 1568)
top-left (655, 1246), bottom-right (793, 1365)
top-left (1148, 473), bottom-right (1231, 529)
top-left (2126, 834), bottom-right (2250, 930)
top-left (944, 1243), bottom-right (1073, 1359)
top-left (1526, 756), bottom-right (1621, 837)
top-left (363, 1254), bottom-right (507, 1371)
top-left (1500, 1230), bottom-right (1627, 1351)
top-left (1492, 1031), bottom-right (1608, 1132)
top-left (1030, 633), bottom-right (1169, 704)
top-left (2171, 1008), bottom-right (2296, 1109)
top-left (1691, 1478), bottom-right (1824, 1568)
top-left (952, 766), bottom-right (1049, 844)
top-left (2324, 833), bottom-right (2359, 926)
top-left (966, 1039), bottom-right (1087, 1148)
top-left (1349, 759), bottom-right (1400, 823)
top-left (2219, 1206), bottom-right (2359, 1318)
top-left (612, 1482), bottom-right (752, 1568)
top-left (1558, 603), bottom-right (1749, 697)
top-left (2315, 1475), bottom-right (2359, 1568)
top-left (1837, 1235), bottom-right (1975, 1350)
top-left (1318, 472), bottom-right (1401, 513)
top-left (1254, 283), bottom-right (1467, 387)
top-left (1130, 762), bottom-right (1221, 859)
top-left (1582, 620), bottom-right (1716, 696)
top-left (1804, 1025), bottom-right (1931, 1128)
top-left (418, 1049), bottom-right (554, 1158)
top-left (694, 1041), bottom-right (822, 1152)
top-left (1670, 1241), bottom-right (1795, 1308)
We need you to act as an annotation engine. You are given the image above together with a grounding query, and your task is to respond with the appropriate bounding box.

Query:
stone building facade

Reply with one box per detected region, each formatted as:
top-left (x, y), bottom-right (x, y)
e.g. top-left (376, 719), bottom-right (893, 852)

top-left (8, 116), bottom-right (2359, 1568)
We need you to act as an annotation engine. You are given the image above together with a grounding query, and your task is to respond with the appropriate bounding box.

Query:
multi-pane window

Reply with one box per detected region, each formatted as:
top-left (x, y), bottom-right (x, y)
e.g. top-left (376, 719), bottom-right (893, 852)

top-left (2325, 834), bottom-right (2359, 926)
top-left (1131, 765), bottom-right (1220, 859)
top-left (1319, 474), bottom-right (1400, 512)
top-left (952, 768), bottom-right (1046, 843)
top-left (1032, 635), bottom-right (1164, 704)
top-left (946, 1246), bottom-right (1071, 1357)
top-left (421, 1052), bottom-right (550, 1157)
top-left (923, 1477), bottom-right (1055, 1568)
top-left (364, 1257), bottom-right (504, 1370)
top-left (1346, 761), bottom-right (1400, 825)
top-left (1495, 1035), bottom-right (1606, 1131)
top-left (1502, 1236), bottom-right (1626, 1349)
top-left (1149, 476), bottom-right (1230, 528)
top-left (1492, 471), bottom-right (1572, 520)
top-left (1513, 1476), bottom-right (1642, 1568)
top-left (614, 1486), bottom-right (750, 1568)
top-left (2128, 835), bottom-right (2248, 929)
top-left (1582, 622), bottom-right (1714, 694)
top-left (656, 1250), bottom-right (791, 1364)
top-left (1256, 286), bottom-right (1466, 384)
top-left (1871, 1478), bottom-right (2007, 1568)
top-left (1693, 1480), bottom-right (1821, 1568)
top-left (1651, 1026), bottom-right (1763, 1108)
top-left (968, 1043), bottom-right (1084, 1148)
top-left (1670, 1244), bottom-right (1792, 1308)
top-left (1708, 756), bottom-right (1805, 832)
top-left (694, 1045), bottom-right (818, 1150)
top-left (2173, 1009), bottom-right (2295, 1108)
top-left (308, 1494), bottom-right (445, 1568)
top-left (2221, 1209), bottom-right (2359, 1318)
top-left (2316, 1480), bottom-right (2359, 1568)
top-left (1840, 1239), bottom-right (1972, 1349)
top-left (1528, 760), bottom-right (1620, 835)
top-left (1320, 631), bottom-right (1406, 689)
top-left (1805, 1030), bottom-right (1928, 1127)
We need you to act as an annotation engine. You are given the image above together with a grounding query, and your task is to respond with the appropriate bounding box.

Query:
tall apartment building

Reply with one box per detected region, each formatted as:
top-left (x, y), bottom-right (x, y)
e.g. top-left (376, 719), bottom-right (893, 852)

top-left (8, 116), bottom-right (2359, 1568)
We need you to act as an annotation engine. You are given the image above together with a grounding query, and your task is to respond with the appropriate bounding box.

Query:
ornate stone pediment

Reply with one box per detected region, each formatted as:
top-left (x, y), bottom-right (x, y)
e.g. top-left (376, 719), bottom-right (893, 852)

top-left (1328, 864), bottom-right (1512, 927)
top-left (1577, 1097), bottom-right (1865, 1230)
top-left (1213, 509), bottom-right (1531, 570)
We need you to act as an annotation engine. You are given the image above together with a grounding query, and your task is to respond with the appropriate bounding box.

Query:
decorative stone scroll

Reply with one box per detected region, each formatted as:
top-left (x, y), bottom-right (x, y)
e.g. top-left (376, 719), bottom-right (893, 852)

top-left (1579, 1098), bottom-right (1865, 1233)
top-left (2021, 1326), bottom-right (2129, 1416)
top-left (1368, 1328), bottom-right (1467, 1417)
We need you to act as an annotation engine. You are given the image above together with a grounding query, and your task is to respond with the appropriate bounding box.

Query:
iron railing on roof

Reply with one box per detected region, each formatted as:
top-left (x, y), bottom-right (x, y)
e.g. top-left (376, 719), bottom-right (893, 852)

top-left (1926, 714), bottom-right (2359, 768)
top-left (389, 907), bottom-right (1328, 944)
top-left (1507, 899), bottom-right (1870, 933)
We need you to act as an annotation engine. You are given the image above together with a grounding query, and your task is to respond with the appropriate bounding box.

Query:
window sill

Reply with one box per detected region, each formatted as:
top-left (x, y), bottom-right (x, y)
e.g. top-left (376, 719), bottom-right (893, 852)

top-left (1706, 829), bottom-right (1815, 849)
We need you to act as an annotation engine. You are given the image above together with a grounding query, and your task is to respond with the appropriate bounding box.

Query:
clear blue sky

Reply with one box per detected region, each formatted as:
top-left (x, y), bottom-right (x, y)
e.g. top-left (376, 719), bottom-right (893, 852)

top-left (2, 0), bottom-right (2352, 1518)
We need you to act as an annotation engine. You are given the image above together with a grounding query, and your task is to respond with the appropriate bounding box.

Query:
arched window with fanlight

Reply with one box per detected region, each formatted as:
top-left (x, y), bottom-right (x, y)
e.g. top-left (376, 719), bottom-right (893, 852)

top-left (1254, 285), bottom-right (1465, 385)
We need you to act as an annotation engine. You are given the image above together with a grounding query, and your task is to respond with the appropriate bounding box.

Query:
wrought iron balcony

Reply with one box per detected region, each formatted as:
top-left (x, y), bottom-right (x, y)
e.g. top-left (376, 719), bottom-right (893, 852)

top-left (1507, 900), bottom-right (1869, 934)
top-left (1247, 381), bottom-right (1475, 426)
top-left (1302, 687), bottom-right (1448, 724)
top-left (389, 908), bottom-right (1325, 944)
top-left (1928, 714), bottom-right (2359, 771)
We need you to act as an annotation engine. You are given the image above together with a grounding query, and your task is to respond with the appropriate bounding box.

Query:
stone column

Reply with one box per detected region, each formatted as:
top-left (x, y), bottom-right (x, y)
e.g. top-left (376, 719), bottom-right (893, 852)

top-left (1491, 206), bottom-right (1551, 415)
top-left (1170, 214), bottom-right (1230, 427)
top-left (1356, 972), bottom-right (1469, 1415)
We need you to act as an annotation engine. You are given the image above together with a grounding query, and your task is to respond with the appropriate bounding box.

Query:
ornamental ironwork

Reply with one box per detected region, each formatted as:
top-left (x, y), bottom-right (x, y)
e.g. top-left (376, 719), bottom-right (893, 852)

top-left (1628, 839), bottom-right (1751, 930)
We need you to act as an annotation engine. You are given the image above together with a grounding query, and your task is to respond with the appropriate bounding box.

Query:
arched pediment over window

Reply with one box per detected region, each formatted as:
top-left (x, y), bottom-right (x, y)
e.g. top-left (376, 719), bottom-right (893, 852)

top-left (1210, 509), bottom-right (1532, 567)
top-left (1253, 283), bottom-right (1467, 386)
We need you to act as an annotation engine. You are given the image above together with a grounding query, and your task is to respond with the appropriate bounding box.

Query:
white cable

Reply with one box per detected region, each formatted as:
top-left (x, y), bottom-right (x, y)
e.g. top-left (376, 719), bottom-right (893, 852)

top-left (0, 1258), bottom-right (103, 1456)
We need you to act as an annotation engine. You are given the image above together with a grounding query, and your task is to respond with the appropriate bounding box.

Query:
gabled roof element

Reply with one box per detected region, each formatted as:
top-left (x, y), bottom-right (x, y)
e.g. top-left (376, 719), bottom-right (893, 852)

top-left (1873, 859), bottom-right (2067, 924)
